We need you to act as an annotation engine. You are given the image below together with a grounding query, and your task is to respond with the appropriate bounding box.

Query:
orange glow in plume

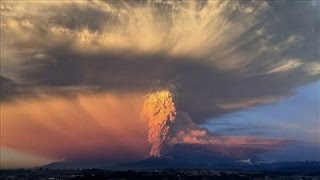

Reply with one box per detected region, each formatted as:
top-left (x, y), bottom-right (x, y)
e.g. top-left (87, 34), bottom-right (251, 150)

top-left (141, 90), bottom-right (176, 157)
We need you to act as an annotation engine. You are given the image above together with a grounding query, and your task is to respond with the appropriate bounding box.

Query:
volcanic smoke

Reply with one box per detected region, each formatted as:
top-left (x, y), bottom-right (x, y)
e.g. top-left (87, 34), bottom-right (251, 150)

top-left (141, 90), bottom-right (177, 157)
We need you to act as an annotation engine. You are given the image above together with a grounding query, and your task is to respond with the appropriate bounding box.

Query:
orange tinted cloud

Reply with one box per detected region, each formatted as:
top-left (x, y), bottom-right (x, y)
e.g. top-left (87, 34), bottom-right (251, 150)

top-left (1, 91), bottom-right (293, 163)
top-left (1, 92), bottom-right (150, 161)
top-left (172, 130), bottom-right (286, 147)
top-left (171, 129), bottom-right (292, 159)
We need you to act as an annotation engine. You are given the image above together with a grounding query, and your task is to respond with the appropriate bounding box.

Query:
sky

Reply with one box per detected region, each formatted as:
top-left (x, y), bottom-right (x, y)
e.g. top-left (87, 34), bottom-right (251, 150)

top-left (0, 0), bottom-right (319, 169)
top-left (202, 81), bottom-right (320, 161)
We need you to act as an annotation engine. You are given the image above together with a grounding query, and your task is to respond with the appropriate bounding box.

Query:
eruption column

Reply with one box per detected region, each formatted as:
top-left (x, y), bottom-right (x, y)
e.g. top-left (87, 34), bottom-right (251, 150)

top-left (142, 90), bottom-right (177, 157)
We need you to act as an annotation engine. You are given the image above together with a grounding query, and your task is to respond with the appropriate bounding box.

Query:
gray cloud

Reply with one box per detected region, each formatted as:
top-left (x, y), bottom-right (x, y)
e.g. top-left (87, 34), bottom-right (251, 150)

top-left (1, 0), bottom-right (319, 124)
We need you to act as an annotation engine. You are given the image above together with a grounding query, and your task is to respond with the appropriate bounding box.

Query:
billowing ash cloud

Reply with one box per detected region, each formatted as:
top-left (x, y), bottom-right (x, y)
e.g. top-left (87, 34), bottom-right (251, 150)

top-left (141, 89), bottom-right (291, 158)
top-left (1, 0), bottom-right (319, 161)
top-left (142, 90), bottom-right (176, 157)
top-left (2, 0), bottom-right (319, 121)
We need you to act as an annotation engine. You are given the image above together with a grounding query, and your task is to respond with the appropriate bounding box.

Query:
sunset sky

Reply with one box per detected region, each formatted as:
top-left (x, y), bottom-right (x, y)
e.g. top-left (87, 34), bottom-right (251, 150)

top-left (0, 0), bottom-right (319, 169)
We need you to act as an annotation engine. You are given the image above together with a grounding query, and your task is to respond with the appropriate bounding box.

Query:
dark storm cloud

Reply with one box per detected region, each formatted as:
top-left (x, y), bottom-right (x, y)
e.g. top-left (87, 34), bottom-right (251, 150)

top-left (0, 76), bottom-right (19, 101)
top-left (1, 0), bottom-right (319, 124)
top-left (8, 48), bottom-right (318, 123)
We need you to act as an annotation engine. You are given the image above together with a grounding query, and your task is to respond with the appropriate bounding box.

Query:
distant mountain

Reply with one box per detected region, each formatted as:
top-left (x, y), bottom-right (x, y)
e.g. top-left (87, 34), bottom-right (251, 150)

top-left (42, 162), bottom-right (80, 170)
top-left (41, 157), bottom-right (196, 170)
top-left (112, 159), bottom-right (320, 172)
top-left (41, 157), bottom-right (320, 173)
top-left (255, 161), bottom-right (320, 173)
top-left (109, 156), bottom-right (210, 170)
top-left (41, 160), bottom-right (116, 170)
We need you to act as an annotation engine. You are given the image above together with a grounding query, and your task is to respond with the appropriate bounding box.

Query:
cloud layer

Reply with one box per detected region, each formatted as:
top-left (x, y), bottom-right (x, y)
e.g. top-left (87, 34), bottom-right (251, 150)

top-left (1, 92), bottom-right (149, 161)
top-left (1, 0), bottom-right (319, 165)
top-left (1, 0), bottom-right (319, 121)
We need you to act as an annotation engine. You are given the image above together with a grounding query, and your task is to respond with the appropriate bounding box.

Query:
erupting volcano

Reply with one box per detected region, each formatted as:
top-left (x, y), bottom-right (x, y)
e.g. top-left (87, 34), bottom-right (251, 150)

top-left (141, 90), bottom-right (177, 157)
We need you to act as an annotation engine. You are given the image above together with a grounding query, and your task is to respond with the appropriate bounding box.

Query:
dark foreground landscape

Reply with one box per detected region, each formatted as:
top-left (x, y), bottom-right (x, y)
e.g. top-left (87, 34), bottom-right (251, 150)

top-left (1, 168), bottom-right (320, 180)
top-left (2, 159), bottom-right (320, 179)
top-left (2, 160), bottom-right (320, 180)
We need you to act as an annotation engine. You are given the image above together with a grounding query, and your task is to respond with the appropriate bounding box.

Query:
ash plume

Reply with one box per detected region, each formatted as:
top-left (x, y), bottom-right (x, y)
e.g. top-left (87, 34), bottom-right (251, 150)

top-left (141, 90), bottom-right (177, 157)
top-left (1, 0), bottom-right (319, 162)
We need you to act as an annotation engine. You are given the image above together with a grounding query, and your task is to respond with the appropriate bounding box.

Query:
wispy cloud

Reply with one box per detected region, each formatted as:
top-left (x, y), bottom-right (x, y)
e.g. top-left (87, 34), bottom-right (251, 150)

top-left (1, 0), bottom-right (319, 164)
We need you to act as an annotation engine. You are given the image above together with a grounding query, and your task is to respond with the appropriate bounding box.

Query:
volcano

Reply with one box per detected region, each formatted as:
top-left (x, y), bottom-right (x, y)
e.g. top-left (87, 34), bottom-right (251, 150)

top-left (110, 156), bottom-right (200, 170)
